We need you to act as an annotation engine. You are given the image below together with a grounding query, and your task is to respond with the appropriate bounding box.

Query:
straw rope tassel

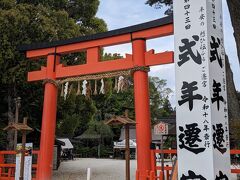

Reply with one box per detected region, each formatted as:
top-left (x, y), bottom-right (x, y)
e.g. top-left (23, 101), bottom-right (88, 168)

top-left (69, 83), bottom-right (73, 95)
top-left (59, 66), bottom-right (150, 84)
top-left (64, 82), bottom-right (69, 100)
top-left (60, 84), bottom-right (64, 97)
top-left (86, 82), bottom-right (92, 99)
top-left (117, 76), bottom-right (124, 93)
top-left (99, 79), bottom-right (105, 94)
top-left (114, 77), bottom-right (118, 91)
top-left (76, 81), bottom-right (81, 95)
top-left (82, 80), bottom-right (87, 96)
top-left (93, 80), bottom-right (98, 95)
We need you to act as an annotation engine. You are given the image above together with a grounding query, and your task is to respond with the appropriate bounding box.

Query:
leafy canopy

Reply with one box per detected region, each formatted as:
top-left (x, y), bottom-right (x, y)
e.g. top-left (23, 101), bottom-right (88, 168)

top-left (145, 0), bottom-right (173, 14)
top-left (0, 0), bottom-right (107, 149)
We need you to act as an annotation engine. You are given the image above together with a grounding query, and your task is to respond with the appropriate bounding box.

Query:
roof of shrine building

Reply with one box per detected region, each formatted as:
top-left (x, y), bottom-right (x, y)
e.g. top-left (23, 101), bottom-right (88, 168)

top-left (18, 15), bottom-right (173, 52)
top-left (3, 122), bottom-right (33, 132)
top-left (104, 115), bottom-right (136, 126)
top-left (119, 117), bottom-right (176, 141)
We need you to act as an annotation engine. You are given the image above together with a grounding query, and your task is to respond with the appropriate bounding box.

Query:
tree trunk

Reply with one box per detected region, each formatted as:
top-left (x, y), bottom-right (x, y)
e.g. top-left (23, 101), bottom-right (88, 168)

top-left (227, 0), bottom-right (240, 66)
top-left (225, 55), bottom-right (240, 147)
top-left (6, 91), bottom-right (15, 162)
top-left (226, 55), bottom-right (240, 121)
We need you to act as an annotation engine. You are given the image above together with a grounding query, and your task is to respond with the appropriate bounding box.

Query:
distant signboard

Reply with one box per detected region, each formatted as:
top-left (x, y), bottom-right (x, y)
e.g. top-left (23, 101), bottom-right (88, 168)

top-left (15, 143), bottom-right (33, 180)
top-left (154, 122), bottom-right (168, 135)
top-left (114, 139), bottom-right (137, 149)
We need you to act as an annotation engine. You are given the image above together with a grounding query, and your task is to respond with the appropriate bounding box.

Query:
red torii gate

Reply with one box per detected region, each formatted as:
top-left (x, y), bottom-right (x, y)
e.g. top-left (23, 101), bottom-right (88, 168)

top-left (19, 15), bottom-right (174, 180)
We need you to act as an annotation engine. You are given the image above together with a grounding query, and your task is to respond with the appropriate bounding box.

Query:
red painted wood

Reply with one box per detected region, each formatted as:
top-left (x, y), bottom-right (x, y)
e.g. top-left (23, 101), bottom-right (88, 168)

top-left (55, 54), bottom-right (133, 78)
top-left (132, 24), bottom-right (173, 39)
top-left (132, 39), bottom-right (151, 180)
top-left (28, 66), bottom-right (46, 82)
top-left (145, 50), bottom-right (174, 66)
top-left (87, 47), bottom-right (100, 65)
top-left (37, 54), bottom-right (59, 180)
top-left (146, 149), bottom-right (240, 180)
top-left (26, 47), bottom-right (55, 59)
top-left (25, 24), bottom-right (173, 59)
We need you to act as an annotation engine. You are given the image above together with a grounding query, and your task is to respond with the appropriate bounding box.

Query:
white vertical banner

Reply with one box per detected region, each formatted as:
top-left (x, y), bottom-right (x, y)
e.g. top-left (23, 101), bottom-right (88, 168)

top-left (174, 0), bottom-right (231, 179)
top-left (15, 143), bottom-right (33, 180)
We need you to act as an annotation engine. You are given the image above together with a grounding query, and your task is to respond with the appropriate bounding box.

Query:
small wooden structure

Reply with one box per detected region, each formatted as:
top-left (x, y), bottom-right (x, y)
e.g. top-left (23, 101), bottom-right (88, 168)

top-left (105, 111), bottom-right (135, 180)
top-left (3, 117), bottom-right (33, 180)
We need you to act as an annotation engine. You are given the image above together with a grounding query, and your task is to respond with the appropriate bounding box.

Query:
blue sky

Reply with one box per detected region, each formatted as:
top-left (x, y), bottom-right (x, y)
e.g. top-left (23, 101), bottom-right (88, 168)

top-left (96, 0), bottom-right (240, 107)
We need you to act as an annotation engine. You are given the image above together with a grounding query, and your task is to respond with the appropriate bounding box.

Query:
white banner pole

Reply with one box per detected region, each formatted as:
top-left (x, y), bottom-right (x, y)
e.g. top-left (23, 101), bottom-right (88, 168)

top-left (174, 0), bottom-right (231, 179)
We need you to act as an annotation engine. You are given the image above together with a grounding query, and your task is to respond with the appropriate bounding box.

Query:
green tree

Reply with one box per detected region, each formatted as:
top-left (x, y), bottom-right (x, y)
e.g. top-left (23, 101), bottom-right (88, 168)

top-left (0, 3), bottom-right (79, 150)
top-left (57, 91), bottom-right (97, 138)
top-left (87, 119), bottom-right (113, 139)
top-left (0, 0), bottom-right (107, 150)
top-left (16, 0), bottom-right (107, 35)
top-left (146, 0), bottom-right (172, 14)
top-left (227, 0), bottom-right (240, 66)
top-left (91, 76), bottom-right (173, 123)
top-left (160, 98), bottom-right (173, 117)
top-left (237, 91), bottom-right (240, 104)
top-left (149, 77), bottom-right (173, 122)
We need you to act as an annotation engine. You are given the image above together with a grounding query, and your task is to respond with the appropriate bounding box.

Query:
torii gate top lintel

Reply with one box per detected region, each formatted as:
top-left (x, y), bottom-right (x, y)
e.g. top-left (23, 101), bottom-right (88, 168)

top-left (19, 15), bottom-right (173, 56)
top-left (19, 15), bottom-right (174, 82)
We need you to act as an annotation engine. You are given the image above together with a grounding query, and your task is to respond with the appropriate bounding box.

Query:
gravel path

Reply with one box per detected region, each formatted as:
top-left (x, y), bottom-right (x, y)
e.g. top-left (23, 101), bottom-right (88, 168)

top-left (52, 158), bottom-right (137, 180)
top-left (52, 158), bottom-right (238, 180)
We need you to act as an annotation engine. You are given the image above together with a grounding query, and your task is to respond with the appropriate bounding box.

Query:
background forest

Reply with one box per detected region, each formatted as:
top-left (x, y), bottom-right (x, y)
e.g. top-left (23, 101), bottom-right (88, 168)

top-left (0, 0), bottom-right (174, 156)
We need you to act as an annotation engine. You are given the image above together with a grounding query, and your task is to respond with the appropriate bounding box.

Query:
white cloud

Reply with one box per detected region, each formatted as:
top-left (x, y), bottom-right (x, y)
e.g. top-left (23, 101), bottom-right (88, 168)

top-left (149, 64), bottom-right (176, 107)
top-left (97, 0), bottom-right (167, 29)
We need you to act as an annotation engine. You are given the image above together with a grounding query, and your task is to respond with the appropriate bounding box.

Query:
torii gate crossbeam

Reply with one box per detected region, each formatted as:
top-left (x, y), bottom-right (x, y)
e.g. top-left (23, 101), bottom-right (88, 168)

top-left (19, 15), bottom-right (174, 180)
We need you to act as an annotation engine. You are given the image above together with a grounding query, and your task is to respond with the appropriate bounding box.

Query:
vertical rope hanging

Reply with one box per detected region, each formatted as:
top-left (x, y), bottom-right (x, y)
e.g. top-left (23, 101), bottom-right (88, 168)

top-left (86, 81), bottom-right (92, 99)
top-left (68, 83), bottom-right (73, 95)
top-left (64, 82), bottom-right (69, 100)
top-left (60, 84), bottom-right (64, 97)
top-left (114, 77), bottom-right (118, 91)
top-left (82, 80), bottom-right (87, 96)
top-left (99, 79), bottom-right (105, 94)
top-left (117, 76), bottom-right (124, 93)
top-left (76, 81), bottom-right (81, 95)
top-left (93, 80), bottom-right (98, 95)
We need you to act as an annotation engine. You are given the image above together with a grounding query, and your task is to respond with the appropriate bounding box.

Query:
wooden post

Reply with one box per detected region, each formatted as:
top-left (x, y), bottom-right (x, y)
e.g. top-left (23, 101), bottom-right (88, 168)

top-left (19, 117), bottom-right (27, 180)
top-left (125, 124), bottom-right (130, 180)
top-left (150, 143), bottom-right (156, 175)
top-left (166, 165), bottom-right (170, 180)
top-left (161, 135), bottom-right (164, 180)
top-left (98, 138), bottom-right (101, 158)
top-left (170, 160), bottom-right (178, 180)
top-left (14, 97), bottom-right (21, 150)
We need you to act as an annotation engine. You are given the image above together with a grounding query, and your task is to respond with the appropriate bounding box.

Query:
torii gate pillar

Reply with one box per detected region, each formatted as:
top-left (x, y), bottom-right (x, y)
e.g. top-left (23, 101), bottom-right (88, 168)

top-left (37, 54), bottom-right (60, 180)
top-left (133, 39), bottom-right (152, 179)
